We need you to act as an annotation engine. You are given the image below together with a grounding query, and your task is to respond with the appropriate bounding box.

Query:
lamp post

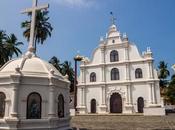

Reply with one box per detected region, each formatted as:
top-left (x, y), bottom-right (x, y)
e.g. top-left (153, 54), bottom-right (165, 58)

top-left (74, 54), bottom-right (83, 111)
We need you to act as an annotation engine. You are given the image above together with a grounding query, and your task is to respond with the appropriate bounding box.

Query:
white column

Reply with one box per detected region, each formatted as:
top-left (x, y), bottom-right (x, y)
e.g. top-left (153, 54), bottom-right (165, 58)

top-left (126, 85), bottom-right (131, 105)
top-left (125, 64), bottom-right (130, 80)
top-left (124, 47), bottom-right (129, 61)
top-left (149, 83), bottom-right (153, 104)
top-left (148, 61), bottom-right (154, 79)
top-left (11, 85), bottom-right (18, 118)
top-left (48, 86), bottom-right (56, 117)
top-left (151, 84), bottom-right (156, 104)
top-left (81, 86), bottom-right (85, 106)
top-left (101, 66), bottom-right (105, 82)
top-left (100, 47), bottom-right (105, 63)
top-left (101, 86), bottom-right (106, 105)
top-left (81, 68), bottom-right (85, 83)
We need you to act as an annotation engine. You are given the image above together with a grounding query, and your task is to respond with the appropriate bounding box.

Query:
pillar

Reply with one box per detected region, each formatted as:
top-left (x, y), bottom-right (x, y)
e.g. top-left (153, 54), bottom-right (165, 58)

top-left (126, 85), bottom-right (131, 105)
top-left (101, 86), bottom-right (106, 105)
top-left (125, 63), bottom-right (130, 80)
top-left (81, 86), bottom-right (85, 106)
top-left (148, 61), bottom-right (154, 79)
top-left (48, 86), bottom-right (56, 117)
top-left (11, 85), bottom-right (18, 118)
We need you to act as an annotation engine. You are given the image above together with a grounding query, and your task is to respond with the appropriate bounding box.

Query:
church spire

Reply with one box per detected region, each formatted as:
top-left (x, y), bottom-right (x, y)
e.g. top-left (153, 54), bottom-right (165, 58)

top-left (110, 12), bottom-right (116, 25)
top-left (22, 0), bottom-right (49, 54)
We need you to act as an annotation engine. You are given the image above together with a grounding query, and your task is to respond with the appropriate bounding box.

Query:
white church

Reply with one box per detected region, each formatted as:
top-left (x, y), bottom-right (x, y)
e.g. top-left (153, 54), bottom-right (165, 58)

top-left (77, 19), bottom-right (165, 115)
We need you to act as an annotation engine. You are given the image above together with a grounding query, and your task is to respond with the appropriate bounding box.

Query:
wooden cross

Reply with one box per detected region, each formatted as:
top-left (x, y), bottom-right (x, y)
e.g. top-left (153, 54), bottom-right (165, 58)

top-left (22, 0), bottom-right (49, 52)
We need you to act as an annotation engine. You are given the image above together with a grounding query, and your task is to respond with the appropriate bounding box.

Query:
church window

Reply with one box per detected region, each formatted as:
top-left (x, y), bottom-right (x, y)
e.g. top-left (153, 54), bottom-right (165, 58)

top-left (90, 72), bottom-right (96, 82)
top-left (112, 39), bottom-right (115, 43)
top-left (111, 68), bottom-right (120, 80)
top-left (58, 94), bottom-right (64, 118)
top-left (135, 68), bottom-right (143, 78)
top-left (110, 50), bottom-right (119, 62)
top-left (27, 92), bottom-right (42, 119)
top-left (0, 92), bottom-right (6, 118)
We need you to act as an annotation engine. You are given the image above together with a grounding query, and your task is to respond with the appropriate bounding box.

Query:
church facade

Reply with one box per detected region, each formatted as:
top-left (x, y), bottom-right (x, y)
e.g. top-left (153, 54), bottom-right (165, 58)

top-left (77, 23), bottom-right (165, 115)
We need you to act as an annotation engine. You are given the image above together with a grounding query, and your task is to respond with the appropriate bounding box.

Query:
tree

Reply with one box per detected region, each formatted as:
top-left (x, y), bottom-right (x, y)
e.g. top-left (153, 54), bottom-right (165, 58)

top-left (21, 10), bottom-right (53, 52)
top-left (158, 61), bottom-right (170, 88)
top-left (0, 31), bottom-right (23, 67)
top-left (166, 75), bottom-right (175, 104)
top-left (0, 30), bottom-right (7, 66)
top-left (5, 34), bottom-right (23, 60)
top-left (62, 61), bottom-right (75, 92)
top-left (49, 56), bottom-right (62, 72)
top-left (49, 57), bottom-right (75, 92)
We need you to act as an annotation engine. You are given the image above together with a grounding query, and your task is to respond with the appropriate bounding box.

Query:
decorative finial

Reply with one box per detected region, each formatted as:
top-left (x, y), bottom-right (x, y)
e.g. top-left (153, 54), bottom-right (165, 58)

top-left (110, 12), bottom-right (116, 25)
top-left (22, 0), bottom-right (49, 54)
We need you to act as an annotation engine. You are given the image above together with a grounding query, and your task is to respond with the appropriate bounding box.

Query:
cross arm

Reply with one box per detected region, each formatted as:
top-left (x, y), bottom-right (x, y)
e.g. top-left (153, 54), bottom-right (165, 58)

top-left (21, 4), bottom-right (49, 14)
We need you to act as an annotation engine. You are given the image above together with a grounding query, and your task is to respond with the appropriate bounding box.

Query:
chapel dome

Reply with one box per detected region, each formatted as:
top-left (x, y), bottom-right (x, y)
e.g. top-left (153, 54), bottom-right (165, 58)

top-left (0, 53), bottom-right (64, 78)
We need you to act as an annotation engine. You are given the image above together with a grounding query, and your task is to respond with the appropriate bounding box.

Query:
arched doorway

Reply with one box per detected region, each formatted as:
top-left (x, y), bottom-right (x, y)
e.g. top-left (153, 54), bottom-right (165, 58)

top-left (91, 99), bottom-right (96, 113)
top-left (27, 92), bottom-right (42, 119)
top-left (58, 94), bottom-right (64, 118)
top-left (110, 93), bottom-right (122, 113)
top-left (137, 97), bottom-right (144, 113)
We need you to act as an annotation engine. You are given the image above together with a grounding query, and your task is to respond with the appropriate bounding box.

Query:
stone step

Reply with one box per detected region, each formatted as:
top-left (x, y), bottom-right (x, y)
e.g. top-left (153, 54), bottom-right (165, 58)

top-left (71, 115), bottom-right (175, 130)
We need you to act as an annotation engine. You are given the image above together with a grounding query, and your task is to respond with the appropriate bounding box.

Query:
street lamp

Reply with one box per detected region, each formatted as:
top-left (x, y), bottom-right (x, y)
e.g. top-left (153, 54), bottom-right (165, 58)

top-left (74, 54), bottom-right (83, 111)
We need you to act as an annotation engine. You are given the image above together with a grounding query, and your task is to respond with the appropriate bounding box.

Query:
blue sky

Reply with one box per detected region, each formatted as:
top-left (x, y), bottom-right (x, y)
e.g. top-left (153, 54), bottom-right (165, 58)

top-left (0, 0), bottom-right (175, 75)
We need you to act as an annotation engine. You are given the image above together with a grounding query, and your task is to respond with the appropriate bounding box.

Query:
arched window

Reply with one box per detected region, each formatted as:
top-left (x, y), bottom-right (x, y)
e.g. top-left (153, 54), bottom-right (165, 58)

top-left (135, 68), bottom-right (143, 78)
top-left (27, 92), bottom-right (42, 119)
top-left (0, 92), bottom-right (6, 118)
top-left (111, 68), bottom-right (120, 80)
top-left (110, 50), bottom-right (119, 62)
top-left (90, 72), bottom-right (96, 82)
top-left (112, 39), bottom-right (115, 43)
top-left (58, 94), bottom-right (64, 118)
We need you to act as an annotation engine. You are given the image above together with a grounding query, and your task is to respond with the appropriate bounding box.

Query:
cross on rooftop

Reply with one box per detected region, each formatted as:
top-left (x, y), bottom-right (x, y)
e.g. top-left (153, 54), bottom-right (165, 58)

top-left (110, 12), bottom-right (116, 25)
top-left (22, 0), bottom-right (49, 53)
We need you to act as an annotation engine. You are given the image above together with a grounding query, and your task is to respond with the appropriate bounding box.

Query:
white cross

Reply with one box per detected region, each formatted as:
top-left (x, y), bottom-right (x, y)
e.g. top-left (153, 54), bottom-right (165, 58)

top-left (110, 12), bottom-right (116, 25)
top-left (22, 0), bottom-right (49, 52)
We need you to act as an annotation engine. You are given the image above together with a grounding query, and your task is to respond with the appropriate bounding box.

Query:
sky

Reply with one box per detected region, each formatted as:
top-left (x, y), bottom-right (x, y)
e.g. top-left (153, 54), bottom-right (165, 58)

top-left (0, 0), bottom-right (175, 75)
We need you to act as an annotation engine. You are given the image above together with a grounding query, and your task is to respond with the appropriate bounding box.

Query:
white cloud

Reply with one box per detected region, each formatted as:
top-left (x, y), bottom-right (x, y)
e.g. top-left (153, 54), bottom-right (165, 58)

top-left (52, 0), bottom-right (96, 8)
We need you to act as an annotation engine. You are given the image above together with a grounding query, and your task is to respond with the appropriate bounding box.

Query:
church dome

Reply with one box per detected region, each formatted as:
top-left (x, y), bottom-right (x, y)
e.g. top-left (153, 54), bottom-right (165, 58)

top-left (107, 24), bottom-right (121, 38)
top-left (0, 53), bottom-right (64, 78)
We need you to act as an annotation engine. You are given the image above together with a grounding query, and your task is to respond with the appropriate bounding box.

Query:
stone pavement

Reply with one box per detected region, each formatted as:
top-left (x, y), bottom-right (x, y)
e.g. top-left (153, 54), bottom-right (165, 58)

top-left (70, 114), bottom-right (175, 130)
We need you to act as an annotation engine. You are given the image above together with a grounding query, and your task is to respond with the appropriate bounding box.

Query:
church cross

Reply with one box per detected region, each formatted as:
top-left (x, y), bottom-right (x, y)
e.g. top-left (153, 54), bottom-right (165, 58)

top-left (22, 0), bottom-right (49, 52)
top-left (110, 12), bottom-right (116, 25)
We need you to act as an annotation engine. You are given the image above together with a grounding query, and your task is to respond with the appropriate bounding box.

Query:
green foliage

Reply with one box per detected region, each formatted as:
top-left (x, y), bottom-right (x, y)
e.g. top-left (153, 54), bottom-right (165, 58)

top-left (0, 30), bottom-right (23, 67)
top-left (49, 56), bottom-right (75, 92)
top-left (158, 61), bottom-right (170, 88)
top-left (21, 10), bottom-right (53, 52)
top-left (167, 75), bottom-right (175, 104)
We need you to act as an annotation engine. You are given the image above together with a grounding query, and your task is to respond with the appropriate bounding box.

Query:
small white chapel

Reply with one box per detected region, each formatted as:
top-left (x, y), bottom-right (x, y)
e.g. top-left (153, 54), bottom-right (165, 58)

top-left (0, 0), bottom-right (71, 130)
top-left (77, 16), bottom-right (165, 116)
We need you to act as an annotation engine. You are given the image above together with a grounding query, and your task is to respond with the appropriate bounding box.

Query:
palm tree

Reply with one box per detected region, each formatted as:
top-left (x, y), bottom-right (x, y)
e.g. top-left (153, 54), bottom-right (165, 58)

top-left (0, 30), bottom-right (8, 66)
top-left (158, 61), bottom-right (170, 88)
top-left (62, 61), bottom-right (75, 92)
top-left (0, 31), bottom-right (23, 67)
top-left (21, 10), bottom-right (53, 52)
top-left (49, 56), bottom-right (62, 73)
top-left (5, 34), bottom-right (23, 60)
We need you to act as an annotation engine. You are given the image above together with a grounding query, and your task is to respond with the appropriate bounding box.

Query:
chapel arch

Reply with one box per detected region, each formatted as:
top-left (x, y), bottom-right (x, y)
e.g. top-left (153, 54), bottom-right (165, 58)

top-left (58, 94), bottom-right (64, 118)
top-left (27, 92), bottom-right (42, 119)
top-left (0, 92), bottom-right (6, 118)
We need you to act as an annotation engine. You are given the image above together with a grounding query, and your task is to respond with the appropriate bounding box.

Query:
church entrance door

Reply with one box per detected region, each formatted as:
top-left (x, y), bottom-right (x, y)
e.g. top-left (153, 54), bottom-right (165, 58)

top-left (91, 99), bottom-right (96, 113)
top-left (110, 93), bottom-right (122, 113)
top-left (137, 97), bottom-right (144, 113)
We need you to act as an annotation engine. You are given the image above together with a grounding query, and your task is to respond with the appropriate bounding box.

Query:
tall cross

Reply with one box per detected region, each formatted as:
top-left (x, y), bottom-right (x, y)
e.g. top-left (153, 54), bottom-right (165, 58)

top-left (22, 0), bottom-right (49, 52)
top-left (110, 12), bottom-right (116, 25)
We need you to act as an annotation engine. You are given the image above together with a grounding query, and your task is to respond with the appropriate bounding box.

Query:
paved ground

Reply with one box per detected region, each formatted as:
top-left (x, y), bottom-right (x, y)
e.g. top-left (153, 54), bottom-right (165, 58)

top-left (70, 114), bottom-right (175, 130)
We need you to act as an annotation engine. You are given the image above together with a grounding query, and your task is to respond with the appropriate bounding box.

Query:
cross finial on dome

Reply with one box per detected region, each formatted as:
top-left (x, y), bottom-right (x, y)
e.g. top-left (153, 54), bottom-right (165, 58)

top-left (22, 0), bottom-right (49, 53)
top-left (110, 12), bottom-right (116, 25)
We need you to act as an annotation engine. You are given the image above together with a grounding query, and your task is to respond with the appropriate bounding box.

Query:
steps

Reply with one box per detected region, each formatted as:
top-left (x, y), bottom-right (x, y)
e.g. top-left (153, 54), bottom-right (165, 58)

top-left (71, 114), bottom-right (175, 130)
